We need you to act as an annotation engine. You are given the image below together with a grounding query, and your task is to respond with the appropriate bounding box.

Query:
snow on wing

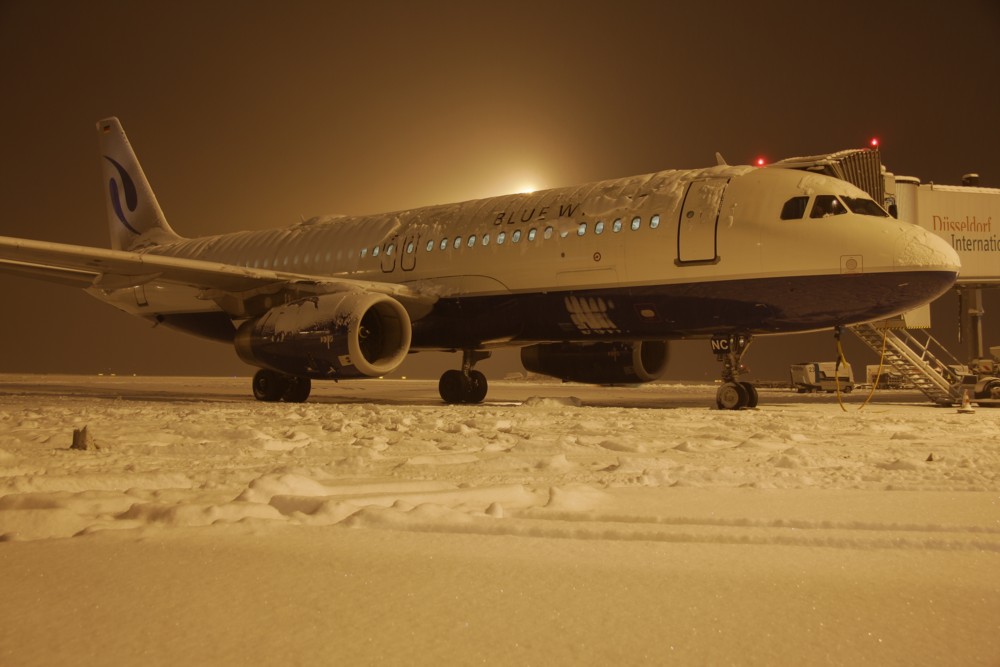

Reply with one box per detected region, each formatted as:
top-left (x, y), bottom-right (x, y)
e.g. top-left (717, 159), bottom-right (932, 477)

top-left (0, 235), bottom-right (436, 318)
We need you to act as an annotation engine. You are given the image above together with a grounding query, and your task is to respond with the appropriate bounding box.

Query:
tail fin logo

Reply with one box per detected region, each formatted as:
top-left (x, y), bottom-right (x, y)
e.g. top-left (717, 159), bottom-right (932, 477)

top-left (104, 156), bottom-right (141, 235)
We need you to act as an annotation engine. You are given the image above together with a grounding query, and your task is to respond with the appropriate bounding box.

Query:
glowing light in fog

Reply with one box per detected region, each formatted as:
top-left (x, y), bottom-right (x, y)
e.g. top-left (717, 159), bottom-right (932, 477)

top-left (870, 137), bottom-right (880, 148)
top-left (755, 157), bottom-right (766, 166)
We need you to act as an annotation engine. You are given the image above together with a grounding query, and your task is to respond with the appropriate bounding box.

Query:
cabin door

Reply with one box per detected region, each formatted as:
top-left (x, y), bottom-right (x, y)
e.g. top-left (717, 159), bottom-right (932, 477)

top-left (677, 178), bottom-right (728, 264)
top-left (380, 236), bottom-right (397, 273)
top-left (400, 233), bottom-right (419, 271)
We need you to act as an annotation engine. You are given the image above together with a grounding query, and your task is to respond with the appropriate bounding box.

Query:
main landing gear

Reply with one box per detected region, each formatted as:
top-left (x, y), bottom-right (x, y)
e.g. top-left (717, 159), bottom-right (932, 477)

top-left (439, 350), bottom-right (491, 404)
top-left (712, 334), bottom-right (758, 410)
top-left (252, 369), bottom-right (312, 403)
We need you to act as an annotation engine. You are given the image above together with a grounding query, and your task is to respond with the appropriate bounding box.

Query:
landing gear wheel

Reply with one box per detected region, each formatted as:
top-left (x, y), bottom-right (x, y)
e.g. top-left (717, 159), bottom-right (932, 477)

top-left (252, 370), bottom-right (311, 402)
top-left (711, 334), bottom-right (755, 409)
top-left (252, 369), bottom-right (284, 402)
top-left (716, 381), bottom-right (749, 410)
top-left (439, 369), bottom-right (489, 404)
top-left (439, 369), bottom-right (465, 404)
top-left (467, 370), bottom-right (488, 404)
top-left (439, 350), bottom-right (492, 404)
top-left (283, 376), bottom-right (312, 403)
top-left (739, 381), bottom-right (759, 408)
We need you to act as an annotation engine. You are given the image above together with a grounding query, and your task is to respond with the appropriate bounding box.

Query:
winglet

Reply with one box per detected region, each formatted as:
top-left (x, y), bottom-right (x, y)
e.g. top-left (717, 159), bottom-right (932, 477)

top-left (715, 152), bottom-right (728, 166)
top-left (97, 118), bottom-right (181, 250)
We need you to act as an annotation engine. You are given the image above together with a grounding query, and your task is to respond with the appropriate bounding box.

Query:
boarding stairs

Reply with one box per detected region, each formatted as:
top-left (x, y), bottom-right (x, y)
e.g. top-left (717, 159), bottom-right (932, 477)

top-left (847, 323), bottom-right (972, 405)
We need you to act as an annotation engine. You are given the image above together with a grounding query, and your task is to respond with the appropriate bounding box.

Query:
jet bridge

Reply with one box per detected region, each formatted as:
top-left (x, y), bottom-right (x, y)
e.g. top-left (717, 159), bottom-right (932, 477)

top-left (768, 147), bottom-right (885, 209)
top-left (768, 149), bottom-right (1000, 405)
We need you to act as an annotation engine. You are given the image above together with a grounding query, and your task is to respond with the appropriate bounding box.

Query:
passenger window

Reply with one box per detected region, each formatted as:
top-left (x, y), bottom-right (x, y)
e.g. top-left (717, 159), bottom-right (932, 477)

top-left (467, 235), bottom-right (476, 248)
top-left (453, 237), bottom-right (462, 249)
top-left (512, 229), bottom-right (522, 243)
top-left (372, 246), bottom-right (380, 257)
top-left (528, 228), bottom-right (537, 241)
top-left (650, 214), bottom-right (660, 229)
top-left (544, 226), bottom-right (553, 239)
top-left (780, 196), bottom-right (809, 220)
top-left (482, 233), bottom-right (490, 246)
top-left (426, 240), bottom-right (434, 252)
top-left (595, 221), bottom-right (605, 234)
top-left (406, 242), bottom-right (415, 254)
top-left (440, 238), bottom-right (448, 251)
top-left (631, 216), bottom-right (641, 230)
top-left (360, 248), bottom-right (367, 259)
top-left (497, 231), bottom-right (506, 244)
top-left (613, 218), bottom-right (622, 232)
top-left (386, 244), bottom-right (394, 256)
top-left (577, 222), bottom-right (587, 236)
top-left (810, 195), bottom-right (847, 218)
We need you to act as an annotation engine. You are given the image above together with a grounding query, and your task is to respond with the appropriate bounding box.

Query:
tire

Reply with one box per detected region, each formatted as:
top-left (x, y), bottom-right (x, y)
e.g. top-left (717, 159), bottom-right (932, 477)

top-left (739, 381), bottom-right (759, 408)
top-left (439, 369), bottom-right (465, 404)
top-left (976, 379), bottom-right (1000, 407)
top-left (282, 376), bottom-right (312, 403)
top-left (252, 369), bottom-right (284, 402)
top-left (466, 370), bottom-right (488, 404)
top-left (716, 382), bottom-right (748, 410)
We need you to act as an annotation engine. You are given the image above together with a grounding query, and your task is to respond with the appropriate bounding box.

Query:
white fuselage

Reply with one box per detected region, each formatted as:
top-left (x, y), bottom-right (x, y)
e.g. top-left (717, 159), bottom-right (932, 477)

top-left (94, 163), bottom-right (959, 350)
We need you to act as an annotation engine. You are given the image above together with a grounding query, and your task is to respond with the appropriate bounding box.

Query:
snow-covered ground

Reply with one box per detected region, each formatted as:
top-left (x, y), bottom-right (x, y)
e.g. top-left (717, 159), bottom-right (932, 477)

top-left (0, 374), bottom-right (997, 665)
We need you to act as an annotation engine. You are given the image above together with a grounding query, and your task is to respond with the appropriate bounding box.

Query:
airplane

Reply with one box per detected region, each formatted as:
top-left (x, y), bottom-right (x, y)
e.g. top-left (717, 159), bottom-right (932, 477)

top-left (0, 118), bottom-right (961, 409)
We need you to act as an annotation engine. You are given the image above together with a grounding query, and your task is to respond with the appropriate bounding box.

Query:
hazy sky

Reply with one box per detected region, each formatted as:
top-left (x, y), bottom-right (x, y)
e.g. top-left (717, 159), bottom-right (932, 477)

top-left (1, 1), bottom-right (999, 380)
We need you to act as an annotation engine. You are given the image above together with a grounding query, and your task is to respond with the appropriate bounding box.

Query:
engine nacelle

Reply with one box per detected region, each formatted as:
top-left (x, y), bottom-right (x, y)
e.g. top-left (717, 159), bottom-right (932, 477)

top-left (520, 341), bottom-right (669, 384)
top-left (234, 292), bottom-right (411, 379)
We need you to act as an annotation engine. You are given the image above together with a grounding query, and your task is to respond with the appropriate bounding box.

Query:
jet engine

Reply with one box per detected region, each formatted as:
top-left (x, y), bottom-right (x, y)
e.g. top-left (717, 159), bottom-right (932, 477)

top-left (234, 292), bottom-right (411, 379)
top-left (520, 341), bottom-right (669, 384)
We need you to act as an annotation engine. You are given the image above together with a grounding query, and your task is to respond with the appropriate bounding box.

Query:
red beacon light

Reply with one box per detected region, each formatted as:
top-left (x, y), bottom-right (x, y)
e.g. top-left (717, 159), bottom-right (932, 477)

top-left (755, 156), bottom-right (766, 167)
top-left (869, 137), bottom-right (880, 148)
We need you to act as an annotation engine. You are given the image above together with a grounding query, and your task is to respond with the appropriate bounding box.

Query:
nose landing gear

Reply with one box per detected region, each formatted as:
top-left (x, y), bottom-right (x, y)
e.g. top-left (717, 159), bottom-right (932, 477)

top-left (712, 334), bottom-right (758, 410)
top-left (439, 349), bottom-right (491, 404)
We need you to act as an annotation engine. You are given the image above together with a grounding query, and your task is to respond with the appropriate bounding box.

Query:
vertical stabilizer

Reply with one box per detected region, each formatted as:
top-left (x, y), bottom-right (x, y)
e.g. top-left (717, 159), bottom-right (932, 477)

top-left (97, 117), bottom-right (181, 250)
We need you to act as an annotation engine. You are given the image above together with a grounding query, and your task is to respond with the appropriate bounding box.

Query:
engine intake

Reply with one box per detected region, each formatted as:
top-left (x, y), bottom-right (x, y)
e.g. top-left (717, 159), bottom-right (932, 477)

top-left (235, 292), bottom-right (411, 378)
top-left (520, 341), bottom-right (669, 384)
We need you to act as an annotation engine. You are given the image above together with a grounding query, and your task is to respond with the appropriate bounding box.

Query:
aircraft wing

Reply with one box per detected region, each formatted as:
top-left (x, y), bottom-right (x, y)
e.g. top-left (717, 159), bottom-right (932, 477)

top-left (0, 236), bottom-right (437, 318)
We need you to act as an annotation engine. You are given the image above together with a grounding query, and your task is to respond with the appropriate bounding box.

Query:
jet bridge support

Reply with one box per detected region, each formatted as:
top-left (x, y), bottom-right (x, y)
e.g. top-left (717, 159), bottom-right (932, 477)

top-left (958, 286), bottom-right (986, 362)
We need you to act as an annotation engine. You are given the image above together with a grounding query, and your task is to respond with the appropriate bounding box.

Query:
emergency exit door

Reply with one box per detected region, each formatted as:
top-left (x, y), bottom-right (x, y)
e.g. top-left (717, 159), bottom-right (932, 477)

top-left (677, 178), bottom-right (728, 264)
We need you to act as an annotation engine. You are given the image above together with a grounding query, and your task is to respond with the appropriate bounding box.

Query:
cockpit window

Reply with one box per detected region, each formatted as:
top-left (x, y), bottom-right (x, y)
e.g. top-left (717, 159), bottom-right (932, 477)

top-left (842, 196), bottom-right (889, 217)
top-left (810, 195), bottom-right (847, 218)
top-left (780, 196), bottom-right (809, 220)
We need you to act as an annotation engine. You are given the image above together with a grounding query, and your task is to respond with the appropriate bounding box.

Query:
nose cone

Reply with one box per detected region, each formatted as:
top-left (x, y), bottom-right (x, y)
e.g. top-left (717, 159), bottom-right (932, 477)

top-left (887, 223), bottom-right (960, 311)
top-left (894, 224), bottom-right (961, 274)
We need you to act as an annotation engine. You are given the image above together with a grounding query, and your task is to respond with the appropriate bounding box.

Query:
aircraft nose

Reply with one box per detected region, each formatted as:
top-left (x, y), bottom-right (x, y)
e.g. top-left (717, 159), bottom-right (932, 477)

top-left (893, 223), bottom-right (961, 274)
